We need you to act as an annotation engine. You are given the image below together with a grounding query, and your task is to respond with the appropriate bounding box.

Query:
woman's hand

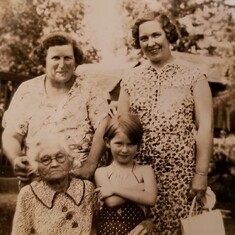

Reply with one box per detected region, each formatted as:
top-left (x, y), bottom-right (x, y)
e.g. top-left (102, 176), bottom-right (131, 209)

top-left (189, 173), bottom-right (208, 200)
top-left (71, 160), bottom-right (97, 179)
top-left (13, 156), bottom-right (31, 181)
top-left (128, 219), bottom-right (154, 235)
top-left (108, 101), bottom-right (118, 118)
top-left (94, 186), bottom-right (114, 200)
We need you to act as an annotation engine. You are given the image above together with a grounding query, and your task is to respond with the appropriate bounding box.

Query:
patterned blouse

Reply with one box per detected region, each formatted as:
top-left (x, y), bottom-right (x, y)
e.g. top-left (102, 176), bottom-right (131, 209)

top-left (3, 74), bottom-right (109, 159)
top-left (11, 178), bottom-right (96, 235)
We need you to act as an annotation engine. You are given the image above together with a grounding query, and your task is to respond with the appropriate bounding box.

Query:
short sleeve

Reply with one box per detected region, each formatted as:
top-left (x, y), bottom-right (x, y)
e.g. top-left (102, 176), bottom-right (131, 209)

top-left (2, 82), bottom-right (29, 136)
top-left (120, 69), bottom-right (136, 96)
top-left (87, 82), bottom-right (109, 130)
top-left (189, 64), bottom-right (207, 86)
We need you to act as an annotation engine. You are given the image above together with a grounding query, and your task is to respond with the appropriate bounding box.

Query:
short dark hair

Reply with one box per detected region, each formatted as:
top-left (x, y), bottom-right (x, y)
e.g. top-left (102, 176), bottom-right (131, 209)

top-left (31, 32), bottom-right (84, 66)
top-left (104, 114), bottom-right (143, 145)
top-left (132, 11), bottom-right (179, 49)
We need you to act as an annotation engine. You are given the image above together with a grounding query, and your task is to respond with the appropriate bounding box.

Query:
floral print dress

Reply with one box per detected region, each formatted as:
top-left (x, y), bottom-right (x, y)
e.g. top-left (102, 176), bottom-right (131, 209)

top-left (121, 60), bottom-right (206, 235)
top-left (3, 74), bottom-right (109, 162)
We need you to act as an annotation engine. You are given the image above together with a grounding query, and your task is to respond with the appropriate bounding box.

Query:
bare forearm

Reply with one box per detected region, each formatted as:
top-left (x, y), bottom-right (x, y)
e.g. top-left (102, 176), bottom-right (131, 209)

top-left (104, 195), bottom-right (127, 207)
top-left (2, 130), bottom-right (23, 166)
top-left (112, 186), bottom-right (156, 206)
top-left (195, 126), bottom-right (213, 175)
top-left (87, 117), bottom-right (109, 166)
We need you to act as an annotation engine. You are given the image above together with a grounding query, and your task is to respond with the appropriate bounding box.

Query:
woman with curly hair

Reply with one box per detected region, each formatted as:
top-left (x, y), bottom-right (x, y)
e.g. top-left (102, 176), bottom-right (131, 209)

top-left (2, 32), bottom-right (109, 185)
top-left (118, 11), bottom-right (214, 234)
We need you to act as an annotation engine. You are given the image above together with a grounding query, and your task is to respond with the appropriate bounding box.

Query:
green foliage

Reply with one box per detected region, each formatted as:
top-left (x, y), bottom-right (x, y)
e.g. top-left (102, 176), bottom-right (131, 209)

top-left (0, 2), bottom-right (43, 76)
top-left (0, 0), bottom-right (100, 76)
top-left (0, 0), bottom-right (234, 79)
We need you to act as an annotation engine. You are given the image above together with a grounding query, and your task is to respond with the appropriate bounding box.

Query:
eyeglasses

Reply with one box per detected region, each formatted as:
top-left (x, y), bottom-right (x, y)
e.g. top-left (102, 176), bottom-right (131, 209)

top-left (39, 153), bottom-right (67, 166)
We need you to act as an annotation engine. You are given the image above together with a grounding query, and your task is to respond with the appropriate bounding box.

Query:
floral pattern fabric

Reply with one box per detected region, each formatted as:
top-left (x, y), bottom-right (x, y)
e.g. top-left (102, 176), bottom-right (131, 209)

top-left (121, 60), bottom-right (206, 235)
top-left (3, 74), bottom-right (109, 160)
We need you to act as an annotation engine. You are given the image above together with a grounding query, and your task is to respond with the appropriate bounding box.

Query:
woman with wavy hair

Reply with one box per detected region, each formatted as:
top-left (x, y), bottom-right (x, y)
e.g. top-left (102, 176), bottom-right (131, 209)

top-left (118, 11), bottom-right (213, 234)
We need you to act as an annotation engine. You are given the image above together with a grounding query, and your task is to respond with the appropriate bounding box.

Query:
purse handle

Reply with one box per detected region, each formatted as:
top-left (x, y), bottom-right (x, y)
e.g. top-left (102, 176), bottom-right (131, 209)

top-left (189, 196), bottom-right (212, 218)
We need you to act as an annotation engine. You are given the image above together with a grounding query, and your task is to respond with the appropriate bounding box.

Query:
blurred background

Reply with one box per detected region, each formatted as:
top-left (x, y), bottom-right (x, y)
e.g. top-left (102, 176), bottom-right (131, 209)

top-left (0, 0), bottom-right (234, 234)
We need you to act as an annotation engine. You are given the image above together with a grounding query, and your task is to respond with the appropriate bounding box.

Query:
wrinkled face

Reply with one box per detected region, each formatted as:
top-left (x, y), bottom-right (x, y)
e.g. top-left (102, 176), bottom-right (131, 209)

top-left (106, 130), bottom-right (138, 165)
top-left (37, 143), bottom-right (72, 182)
top-left (139, 20), bottom-right (171, 64)
top-left (45, 44), bottom-right (76, 84)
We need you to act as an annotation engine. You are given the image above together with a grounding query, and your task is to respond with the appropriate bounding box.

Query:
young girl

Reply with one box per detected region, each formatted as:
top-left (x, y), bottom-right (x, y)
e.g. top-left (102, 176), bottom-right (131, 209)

top-left (94, 114), bottom-right (157, 235)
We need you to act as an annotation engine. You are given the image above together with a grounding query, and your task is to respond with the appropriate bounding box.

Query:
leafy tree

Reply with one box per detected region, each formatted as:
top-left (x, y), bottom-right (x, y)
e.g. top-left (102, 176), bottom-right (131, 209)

top-left (0, 0), bottom-right (43, 76)
top-left (0, 0), bottom-right (100, 76)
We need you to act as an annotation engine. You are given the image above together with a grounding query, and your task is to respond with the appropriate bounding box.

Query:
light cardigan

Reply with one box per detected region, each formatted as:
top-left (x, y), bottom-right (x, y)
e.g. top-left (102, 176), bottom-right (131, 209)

top-left (11, 178), bottom-right (96, 235)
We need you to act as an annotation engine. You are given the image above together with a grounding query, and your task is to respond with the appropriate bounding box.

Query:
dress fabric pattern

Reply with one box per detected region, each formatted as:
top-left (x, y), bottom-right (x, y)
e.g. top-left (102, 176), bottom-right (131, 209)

top-left (11, 178), bottom-right (95, 235)
top-left (121, 61), bottom-right (206, 235)
top-left (95, 162), bottom-right (147, 235)
top-left (2, 74), bottom-right (109, 160)
top-left (95, 202), bottom-right (146, 235)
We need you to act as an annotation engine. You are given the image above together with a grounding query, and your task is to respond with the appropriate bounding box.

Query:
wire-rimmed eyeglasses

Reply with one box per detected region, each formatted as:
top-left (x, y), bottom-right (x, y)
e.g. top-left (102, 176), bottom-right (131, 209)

top-left (39, 153), bottom-right (67, 166)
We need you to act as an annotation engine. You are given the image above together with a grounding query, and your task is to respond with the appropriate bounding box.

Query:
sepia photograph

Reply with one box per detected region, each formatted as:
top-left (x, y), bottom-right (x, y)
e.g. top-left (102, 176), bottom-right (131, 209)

top-left (0, 0), bottom-right (235, 234)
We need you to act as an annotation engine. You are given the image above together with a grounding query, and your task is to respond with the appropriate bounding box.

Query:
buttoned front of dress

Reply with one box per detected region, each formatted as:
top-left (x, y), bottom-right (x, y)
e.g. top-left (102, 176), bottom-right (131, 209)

top-left (121, 59), bottom-right (207, 234)
top-left (11, 178), bottom-right (95, 235)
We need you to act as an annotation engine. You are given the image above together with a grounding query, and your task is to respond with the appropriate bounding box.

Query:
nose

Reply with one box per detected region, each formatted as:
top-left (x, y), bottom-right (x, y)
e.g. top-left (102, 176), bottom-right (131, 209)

top-left (147, 37), bottom-right (156, 47)
top-left (121, 145), bottom-right (128, 153)
top-left (50, 158), bottom-right (59, 167)
top-left (58, 58), bottom-right (65, 68)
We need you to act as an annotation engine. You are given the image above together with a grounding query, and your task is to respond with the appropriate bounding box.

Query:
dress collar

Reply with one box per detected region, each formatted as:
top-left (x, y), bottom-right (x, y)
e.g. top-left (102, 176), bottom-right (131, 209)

top-left (30, 178), bottom-right (85, 209)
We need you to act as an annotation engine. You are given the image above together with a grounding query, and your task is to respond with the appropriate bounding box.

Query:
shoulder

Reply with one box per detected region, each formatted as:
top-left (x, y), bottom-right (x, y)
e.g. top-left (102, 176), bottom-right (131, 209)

top-left (19, 74), bottom-right (45, 88)
top-left (94, 166), bottom-right (112, 184)
top-left (17, 184), bottom-right (35, 202)
top-left (135, 163), bottom-right (154, 175)
top-left (74, 70), bottom-right (95, 87)
top-left (74, 73), bottom-right (101, 96)
top-left (168, 59), bottom-right (206, 85)
top-left (123, 63), bottom-right (147, 78)
top-left (174, 58), bottom-right (205, 76)
top-left (16, 75), bottom-right (45, 96)
top-left (138, 163), bottom-right (153, 171)
top-left (94, 166), bottom-right (109, 177)
top-left (121, 63), bottom-right (148, 88)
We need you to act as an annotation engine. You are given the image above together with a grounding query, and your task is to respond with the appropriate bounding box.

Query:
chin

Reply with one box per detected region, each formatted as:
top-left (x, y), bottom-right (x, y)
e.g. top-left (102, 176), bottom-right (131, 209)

top-left (47, 172), bottom-right (67, 181)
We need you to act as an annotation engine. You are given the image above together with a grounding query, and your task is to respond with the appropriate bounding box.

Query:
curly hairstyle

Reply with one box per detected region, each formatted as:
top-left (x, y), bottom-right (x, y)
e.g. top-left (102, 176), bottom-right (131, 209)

top-left (104, 114), bottom-right (143, 146)
top-left (31, 32), bottom-right (84, 66)
top-left (132, 11), bottom-right (179, 49)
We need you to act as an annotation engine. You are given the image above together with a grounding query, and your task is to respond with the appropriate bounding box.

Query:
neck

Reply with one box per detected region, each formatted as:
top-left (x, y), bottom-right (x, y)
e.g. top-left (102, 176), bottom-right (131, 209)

top-left (45, 76), bottom-right (75, 96)
top-left (150, 54), bottom-right (175, 70)
top-left (46, 176), bottom-right (70, 192)
top-left (44, 77), bottom-right (75, 103)
top-left (112, 160), bottom-right (134, 170)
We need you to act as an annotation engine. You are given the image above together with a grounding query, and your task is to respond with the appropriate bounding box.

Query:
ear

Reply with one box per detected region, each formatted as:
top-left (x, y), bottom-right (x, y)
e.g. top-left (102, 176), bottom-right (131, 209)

top-left (104, 137), bottom-right (111, 148)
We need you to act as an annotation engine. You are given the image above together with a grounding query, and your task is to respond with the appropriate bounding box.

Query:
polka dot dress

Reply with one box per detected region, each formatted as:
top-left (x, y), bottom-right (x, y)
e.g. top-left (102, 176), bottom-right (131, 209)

top-left (95, 202), bottom-right (146, 235)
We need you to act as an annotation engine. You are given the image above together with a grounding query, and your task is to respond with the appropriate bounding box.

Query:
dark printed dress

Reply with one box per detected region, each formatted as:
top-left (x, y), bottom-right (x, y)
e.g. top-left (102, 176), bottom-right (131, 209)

top-left (95, 163), bottom-right (147, 235)
top-left (95, 202), bottom-right (146, 235)
top-left (121, 60), bottom-right (206, 235)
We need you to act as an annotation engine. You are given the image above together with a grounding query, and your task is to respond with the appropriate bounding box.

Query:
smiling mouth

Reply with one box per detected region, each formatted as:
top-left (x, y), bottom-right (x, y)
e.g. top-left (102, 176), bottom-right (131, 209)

top-left (120, 155), bottom-right (129, 158)
top-left (148, 47), bottom-right (161, 54)
top-left (57, 71), bottom-right (67, 74)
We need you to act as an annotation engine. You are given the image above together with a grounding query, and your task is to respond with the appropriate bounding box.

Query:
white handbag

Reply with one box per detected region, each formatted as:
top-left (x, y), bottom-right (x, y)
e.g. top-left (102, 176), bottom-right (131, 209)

top-left (180, 194), bottom-right (226, 235)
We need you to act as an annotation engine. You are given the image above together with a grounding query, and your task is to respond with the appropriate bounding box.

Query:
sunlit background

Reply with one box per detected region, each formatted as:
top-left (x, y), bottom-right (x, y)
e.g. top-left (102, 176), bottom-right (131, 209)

top-left (0, 0), bottom-right (235, 233)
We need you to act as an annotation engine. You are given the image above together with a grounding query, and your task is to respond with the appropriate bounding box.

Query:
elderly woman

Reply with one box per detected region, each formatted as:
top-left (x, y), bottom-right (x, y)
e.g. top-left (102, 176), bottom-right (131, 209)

top-left (2, 32), bottom-right (109, 184)
top-left (11, 133), bottom-right (96, 235)
top-left (118, 11), bottom-right (214, 234)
